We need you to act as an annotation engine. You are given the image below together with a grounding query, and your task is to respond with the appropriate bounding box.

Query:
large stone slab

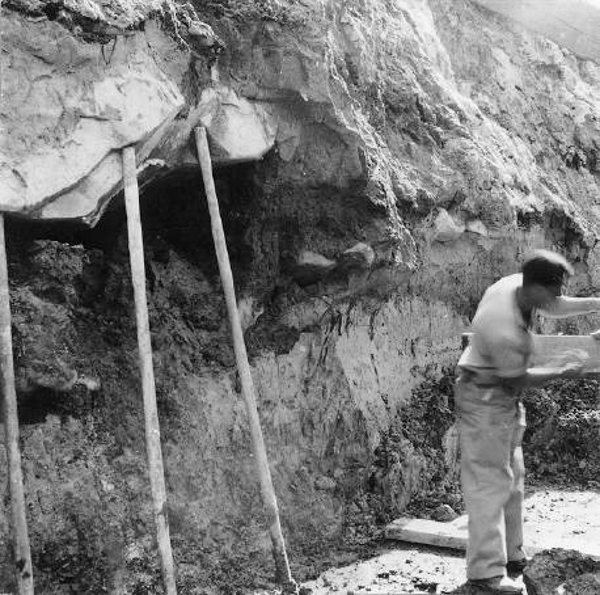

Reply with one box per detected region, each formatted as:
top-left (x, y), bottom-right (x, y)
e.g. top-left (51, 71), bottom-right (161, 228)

top-left (158, 85), bottom-right (278, 169)
top-left (196, 87), bottom-right (277, 164)
top-left (0, 12), bottom-right (184, 222)
top-left (0, 7), bottom-right (278, 226)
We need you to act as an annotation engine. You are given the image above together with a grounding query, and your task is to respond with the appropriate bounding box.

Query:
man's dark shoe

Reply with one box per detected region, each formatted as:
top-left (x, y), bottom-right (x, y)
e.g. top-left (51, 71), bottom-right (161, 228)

top-left (506, 558), bottom-right (529, 575)
top-left (468, 575), bottom-right (524, 593)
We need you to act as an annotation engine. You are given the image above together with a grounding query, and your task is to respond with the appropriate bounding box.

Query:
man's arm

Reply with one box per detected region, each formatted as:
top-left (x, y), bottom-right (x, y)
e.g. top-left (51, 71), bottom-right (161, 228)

top-left (541, 296), bottom-right (600, 318)
top-left (501, 362), bottom-right (586, 391)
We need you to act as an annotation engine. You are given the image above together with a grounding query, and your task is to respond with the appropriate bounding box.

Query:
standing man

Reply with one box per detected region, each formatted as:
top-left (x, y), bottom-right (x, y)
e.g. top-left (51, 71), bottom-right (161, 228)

top-left (456, 250), bottom-right (600, 593)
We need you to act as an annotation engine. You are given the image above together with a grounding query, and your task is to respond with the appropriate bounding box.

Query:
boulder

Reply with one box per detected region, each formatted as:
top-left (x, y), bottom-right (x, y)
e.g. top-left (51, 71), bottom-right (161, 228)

top-left (195, 87), bottom-right (277, 165)
top-left (292, 250), bottom-right (337, 286)
top-left (338, 243), bottom-right (376, 273)
top-left (0, 12), bottom-right (184, 222)
top-left (163, 85), bottom-right (278, 169)
top-left (0, 8), bottom-right (279, 225)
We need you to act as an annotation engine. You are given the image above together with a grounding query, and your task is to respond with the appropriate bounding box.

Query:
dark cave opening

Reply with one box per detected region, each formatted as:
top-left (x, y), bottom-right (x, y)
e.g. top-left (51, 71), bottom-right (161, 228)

top-left (5, 162), bottom-right (260, 283)
top-left (5, 162), bottom-right (263, 423)
top-left (137, 164), bottom-right (257, 281)
top-left (16, 385), bottom-right (99, 426)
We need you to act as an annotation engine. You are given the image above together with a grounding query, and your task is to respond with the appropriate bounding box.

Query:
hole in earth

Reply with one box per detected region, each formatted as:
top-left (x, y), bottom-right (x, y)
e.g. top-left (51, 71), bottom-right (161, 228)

top-left (16, 385), bottom-right (98, 425)
top-left (137, 164), bottom-right (257, 281)
top-left (5, 162), bottom-right (259, 280)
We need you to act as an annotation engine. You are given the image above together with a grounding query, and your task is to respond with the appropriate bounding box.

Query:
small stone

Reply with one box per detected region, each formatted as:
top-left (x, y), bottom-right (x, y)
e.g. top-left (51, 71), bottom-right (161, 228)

top-left (338, 242), bottom-right (375, 272)
top-left (431, 504), bottom-right (458, 522)
top-left (314, 476), bottom-right (337, 491)
top-left (466, 218), bottom-right (489, 236)
top-left (432, 208), bottom-right (465, 242)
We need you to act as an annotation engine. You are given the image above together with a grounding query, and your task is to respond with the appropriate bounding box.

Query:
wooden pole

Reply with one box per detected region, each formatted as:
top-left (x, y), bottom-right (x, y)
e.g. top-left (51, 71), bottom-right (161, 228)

top-left (122, 147), bottom-right (177, 595)
top-left (194, 127), bottom-right (297, 592)
top-left (0, 214), bottom-right (34, 595)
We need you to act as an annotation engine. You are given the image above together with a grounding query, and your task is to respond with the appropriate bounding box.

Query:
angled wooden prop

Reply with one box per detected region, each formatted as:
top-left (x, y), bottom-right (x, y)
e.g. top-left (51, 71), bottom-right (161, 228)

top-left (0, 214), bottom-right (34, 594)
top-left (122, 147), bottom-right (177, 595)
top-left (193, 127), bottom-right (297, 593)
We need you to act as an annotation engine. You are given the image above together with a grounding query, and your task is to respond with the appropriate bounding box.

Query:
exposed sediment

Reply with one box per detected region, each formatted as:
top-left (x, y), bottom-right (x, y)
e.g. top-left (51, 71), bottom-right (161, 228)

top-left (1, 0), bottom-right (600, 591)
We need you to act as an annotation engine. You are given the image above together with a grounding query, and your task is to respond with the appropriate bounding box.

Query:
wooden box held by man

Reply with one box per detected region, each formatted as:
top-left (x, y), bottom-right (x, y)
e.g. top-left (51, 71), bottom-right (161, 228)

top-left (455, 250), bottom-right (600, 594)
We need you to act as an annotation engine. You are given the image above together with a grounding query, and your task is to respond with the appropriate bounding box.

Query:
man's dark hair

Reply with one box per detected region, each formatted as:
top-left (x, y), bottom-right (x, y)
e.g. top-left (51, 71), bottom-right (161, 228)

top-left (521, 249), bottom-right (573, 287)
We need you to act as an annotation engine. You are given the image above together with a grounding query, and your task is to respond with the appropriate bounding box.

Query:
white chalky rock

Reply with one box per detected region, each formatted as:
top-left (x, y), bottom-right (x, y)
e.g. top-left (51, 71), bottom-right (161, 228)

top-left (0, 14), bottom-right (183, 223)
top-left (196, 87), bottom-right (277, 164)
top-left (432, 209), bottom-right (465, 242)
top-left (339, 242), bottom-right (376, 271)
top-left (293, 250), bottom-right (337, 285)
top-left (466, 219), bottom-right (489, 236)
top-left (297, 250), bottom-right (337, 269)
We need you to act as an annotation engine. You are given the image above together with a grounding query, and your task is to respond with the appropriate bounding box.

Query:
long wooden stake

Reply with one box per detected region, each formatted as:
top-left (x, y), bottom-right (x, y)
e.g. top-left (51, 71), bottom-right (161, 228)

top-left (0, 214), bottom-right (34, 595)
top-left (194, 127), bottom-right (296, 592)
top-left (122, 147), bottom-right (177, 595)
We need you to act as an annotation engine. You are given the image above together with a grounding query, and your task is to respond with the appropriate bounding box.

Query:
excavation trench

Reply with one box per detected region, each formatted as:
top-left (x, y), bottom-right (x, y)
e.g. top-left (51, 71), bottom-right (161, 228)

top-left (0, 160), bottom-right (406, 592)
top-left (1, 164), bottom-right (599, 593)
top-left (0, 160), bottom-right (462, 592)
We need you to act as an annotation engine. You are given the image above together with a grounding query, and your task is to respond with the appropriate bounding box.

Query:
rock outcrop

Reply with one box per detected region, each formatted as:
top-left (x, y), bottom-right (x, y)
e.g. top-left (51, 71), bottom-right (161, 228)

top-left (1, 11), bottom-right (185, 222)
top-left (1, 0), bottom-right (600, 592)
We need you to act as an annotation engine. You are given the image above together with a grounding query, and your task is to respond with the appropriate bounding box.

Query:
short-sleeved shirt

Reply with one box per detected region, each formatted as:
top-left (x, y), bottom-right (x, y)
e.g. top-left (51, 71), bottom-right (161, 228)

top-left (458, 273), bottom-right (533, 381)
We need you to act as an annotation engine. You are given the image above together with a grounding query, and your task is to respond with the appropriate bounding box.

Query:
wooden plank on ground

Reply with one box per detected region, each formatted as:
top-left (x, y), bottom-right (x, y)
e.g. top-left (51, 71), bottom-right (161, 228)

top-left (385, 517), bottom-right (468, 551)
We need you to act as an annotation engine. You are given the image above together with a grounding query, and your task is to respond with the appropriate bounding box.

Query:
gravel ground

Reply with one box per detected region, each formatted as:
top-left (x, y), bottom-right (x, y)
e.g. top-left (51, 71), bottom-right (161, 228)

top-left (257, 486), bottom-right (600, 595)
top-left (302, 544), bottom-right (466, 595)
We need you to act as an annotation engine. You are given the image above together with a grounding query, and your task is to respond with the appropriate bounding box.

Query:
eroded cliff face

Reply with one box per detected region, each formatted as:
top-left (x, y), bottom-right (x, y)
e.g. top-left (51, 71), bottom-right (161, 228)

top-left (1, 0), bottom-right (600, 592)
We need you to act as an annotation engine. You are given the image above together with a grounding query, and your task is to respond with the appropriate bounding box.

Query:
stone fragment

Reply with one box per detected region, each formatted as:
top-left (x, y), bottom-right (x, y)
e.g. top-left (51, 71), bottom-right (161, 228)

top-left (338, 243), bottom-right (376, 273)
top-left (292, 251), bottom-right (337, 286)
top-left (431, 504), bottom-right (458, 522)
top-left (432, 209), bottom-right (465, 242)
top-left (314, 476), bottom-right (337, 491)
top-left (465, 219), bottom-right (489, 236)
top-left (196, 87), bottom-right (277, 165)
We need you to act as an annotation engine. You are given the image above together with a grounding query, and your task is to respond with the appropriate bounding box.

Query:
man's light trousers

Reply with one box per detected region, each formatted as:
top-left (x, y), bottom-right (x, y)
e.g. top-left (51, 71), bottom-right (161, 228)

top-left (455, 372), bottom-right (527, 580)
